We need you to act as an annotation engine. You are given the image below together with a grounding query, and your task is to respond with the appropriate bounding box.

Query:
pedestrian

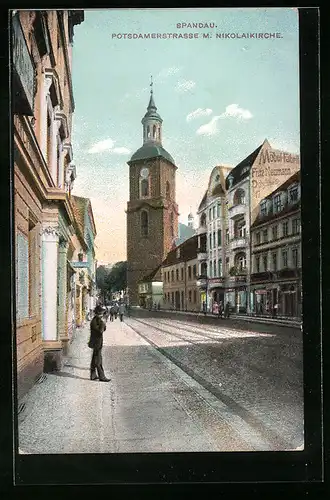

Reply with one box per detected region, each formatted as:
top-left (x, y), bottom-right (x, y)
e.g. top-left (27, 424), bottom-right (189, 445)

top-left (119, 302), bottom-right (125, 322)
top-left (224, 301), bottom-right (230, 319)
top-left (113, 303), bottom-right (119, 319)
top-left (103, 306), bottom-right (110, 322)
top-left (218, 301), bottom-right (223, 319)
top-left (87, 305), bottom-right (110, 382)
top-left (202, 301), bottom-right (206, 316)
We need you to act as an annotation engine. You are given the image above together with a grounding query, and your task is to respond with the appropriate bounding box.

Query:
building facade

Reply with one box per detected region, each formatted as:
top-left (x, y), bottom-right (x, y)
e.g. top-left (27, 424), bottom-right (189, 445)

top-left (13, 10), bottom-right (84, 398)
top-left (196, 165), bottom-right (233, 312)
top-left (250, 172), bottom-right (301, 318)
top-left (224, 139), bottom-right (300, 313)
top-left (162, 235), bottom-right (200, 312)
top-left (126, 85), bottom-right (178, 306)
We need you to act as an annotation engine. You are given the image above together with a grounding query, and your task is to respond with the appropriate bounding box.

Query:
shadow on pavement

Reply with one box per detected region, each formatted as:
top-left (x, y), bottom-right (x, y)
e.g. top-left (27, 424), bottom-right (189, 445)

top-left (49, 371), bottom-right (88, 381)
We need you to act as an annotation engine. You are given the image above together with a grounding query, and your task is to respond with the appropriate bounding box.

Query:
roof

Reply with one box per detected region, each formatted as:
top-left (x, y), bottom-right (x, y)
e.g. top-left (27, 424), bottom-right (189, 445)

top-left (72, 195), bottom-right (97, 239)
top-left (225, 143), bottom-right (263, 190)
top-left (140, 264), bottom-right (162, 283)
top-left (211, 183), bottom-right (225, 197)
top-left (264, 171), bottom-right (300, 200)
top-left (129, 143), bottom-right (175, 164)
top-left (162, 234), bottom-right (198, 267)
top-left (198, 190), bottom-right (208, 211)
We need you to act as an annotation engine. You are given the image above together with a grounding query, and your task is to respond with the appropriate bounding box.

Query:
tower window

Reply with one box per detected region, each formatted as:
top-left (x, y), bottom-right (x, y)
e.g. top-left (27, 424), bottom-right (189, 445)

top-left (153, 125), bottom-right (156, 138)
top-left (141, 210), bottom-right (149, 237)
top-left (140, 178), bottom-right (149, 197)
top-left (147, 126), bottom-right (151, 138)
top-left (158, 127), bottom-right (161, 141)
top-left (166, 181), bottom-right (170, 198)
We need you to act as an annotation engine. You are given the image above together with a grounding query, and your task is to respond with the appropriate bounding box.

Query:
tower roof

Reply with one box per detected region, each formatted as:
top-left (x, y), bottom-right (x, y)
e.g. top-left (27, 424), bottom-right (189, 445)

top-left (129, 143), bottom-right (175, 164)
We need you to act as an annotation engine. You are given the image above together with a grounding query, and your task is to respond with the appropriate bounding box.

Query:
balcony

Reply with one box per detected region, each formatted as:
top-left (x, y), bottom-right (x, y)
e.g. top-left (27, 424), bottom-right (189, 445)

top-left (197, 247), bottom-right (207, 261)
top-left (197, 224), bottom-right (207, 235)
top-left (196, 275), bottom-right (207, 289)
top-left (230, 236), bottom-right (248, 251)
top-left (228, 203), bottom-right (246, 220)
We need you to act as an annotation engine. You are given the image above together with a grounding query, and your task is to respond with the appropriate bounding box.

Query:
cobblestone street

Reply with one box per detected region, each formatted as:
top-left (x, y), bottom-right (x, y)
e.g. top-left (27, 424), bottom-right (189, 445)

top-left (18, 315), bottom-right (303, 454)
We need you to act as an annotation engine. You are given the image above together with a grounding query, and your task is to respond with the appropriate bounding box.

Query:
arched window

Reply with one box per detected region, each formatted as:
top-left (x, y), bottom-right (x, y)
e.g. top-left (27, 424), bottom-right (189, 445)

top-left (166, 181), bottom-right (170, 198)
top-left (233, 188), bottom-right (245, 206)
top-left (147, 126), bottom-right (151, 138)
top-left (140, 179), bottom-right (149, 197)
top-left (153, 125), bottom-right (156, 138)
top-left (158, 127), bottom-right (161, 141)
top-left (235, 252), bottom-right (246, 271)
top-left (141, 210), bottom-right (148, 237)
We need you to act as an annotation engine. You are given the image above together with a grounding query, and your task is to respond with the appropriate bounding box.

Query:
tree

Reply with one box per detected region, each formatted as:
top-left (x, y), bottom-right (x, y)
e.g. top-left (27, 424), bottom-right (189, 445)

top-left (95, 265), bottom-right (112, 303)
top-left (106, 261), bottom-right (127, 293)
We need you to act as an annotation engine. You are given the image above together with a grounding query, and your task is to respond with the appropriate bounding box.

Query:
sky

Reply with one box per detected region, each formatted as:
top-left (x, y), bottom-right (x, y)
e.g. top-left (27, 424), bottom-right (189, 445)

top-left (70, 7), bottom-right (300, 265)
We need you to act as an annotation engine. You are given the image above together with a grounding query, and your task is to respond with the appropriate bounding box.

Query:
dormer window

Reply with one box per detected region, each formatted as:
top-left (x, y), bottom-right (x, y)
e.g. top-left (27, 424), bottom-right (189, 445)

top-left (273, 193), bottom-right (283, 213)
top-left (289, 185), bottom-right (299, 204)
top-left (260, 200), bottom-right (267, 216)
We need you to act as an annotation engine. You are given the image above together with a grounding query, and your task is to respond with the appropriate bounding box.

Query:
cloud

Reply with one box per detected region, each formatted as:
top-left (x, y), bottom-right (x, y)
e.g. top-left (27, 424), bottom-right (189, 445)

top-left (220, 103), bottom-right (253, 121)
top-left (186, 108), bottom-right (213, 122)
top-left (88, 138), bottom-right (114, 154)
top-left (176, 80), bottom-right (196, 93)
top-left (196, 116), bottom-right (221, 136)
top-left (87, 138), bottom-right (130, 155)
top-left (156, 66), bottom-right (181, 80)
top-left (112, 147), bottom-right (131, 155)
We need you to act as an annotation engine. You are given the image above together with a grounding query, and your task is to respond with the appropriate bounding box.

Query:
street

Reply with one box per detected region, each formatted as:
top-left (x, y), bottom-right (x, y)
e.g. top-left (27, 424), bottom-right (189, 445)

top-left (18, 315), bottom-right (303, 454)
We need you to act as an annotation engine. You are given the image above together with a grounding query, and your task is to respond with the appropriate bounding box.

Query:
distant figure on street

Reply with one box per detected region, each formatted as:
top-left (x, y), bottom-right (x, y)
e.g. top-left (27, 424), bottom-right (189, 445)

top-left (103, 307), bottom-right (110, 322)
top-left (224, 302), bottom-right (230, 319)
top-left (109, 305), bottom-right (115, 321)
top-left (113, 303), bottom-right (119, 319)
top-left (119, 302), bottom-right (125, 322)
top-left (202, 301), bottom-right (206, 316)
top-left (88, 305), bottom-right (110, 382)
top-left (218, 301), bottom-right (224, 319)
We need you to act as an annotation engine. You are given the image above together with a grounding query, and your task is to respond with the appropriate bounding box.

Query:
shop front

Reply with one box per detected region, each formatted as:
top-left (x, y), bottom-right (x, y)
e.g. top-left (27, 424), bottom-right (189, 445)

top-left (209, 278), bottom-right (225, 311)
top-left (225, 276), bottom-right (247, 313)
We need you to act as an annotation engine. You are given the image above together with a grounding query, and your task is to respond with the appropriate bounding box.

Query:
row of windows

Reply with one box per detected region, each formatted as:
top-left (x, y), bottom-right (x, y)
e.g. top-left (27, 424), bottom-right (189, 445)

top-left (254, 217), bottom-right (301, 245)
top-left (164, 264), bottom-right (197, 282)
top-left (208, 203), bottom-right (222, 221)
top-left (260, 184), bottom-right (300, 217)
top-left (254, 246), bottom-right (300, 273)
top-left (164, 289), bottom-right (198, 304)
top-left (139, 177), bottom-right (171, 199)
top-left (208, 229), bottom-right (222, 249)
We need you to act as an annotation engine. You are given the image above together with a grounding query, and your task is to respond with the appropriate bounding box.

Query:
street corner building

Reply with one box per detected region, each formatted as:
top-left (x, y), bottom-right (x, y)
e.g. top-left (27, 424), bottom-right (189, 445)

top-left (126, 84), bottom-right (179, 307)
top-left (196, 139), bottom-right (300, 314)
top-left (250, 171), bottom-right (301, 318)
top-left (11, 10), bottom-right (97, 400)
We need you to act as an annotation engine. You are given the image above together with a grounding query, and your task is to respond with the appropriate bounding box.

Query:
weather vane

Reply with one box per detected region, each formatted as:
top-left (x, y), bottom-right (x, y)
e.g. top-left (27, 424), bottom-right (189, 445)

top-left (150, 75), bottom-right (153, 93)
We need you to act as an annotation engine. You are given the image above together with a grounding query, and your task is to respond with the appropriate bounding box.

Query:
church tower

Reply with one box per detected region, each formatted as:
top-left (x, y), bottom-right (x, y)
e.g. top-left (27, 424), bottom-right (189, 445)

top-left (126, 79), bottom-right (179, 306)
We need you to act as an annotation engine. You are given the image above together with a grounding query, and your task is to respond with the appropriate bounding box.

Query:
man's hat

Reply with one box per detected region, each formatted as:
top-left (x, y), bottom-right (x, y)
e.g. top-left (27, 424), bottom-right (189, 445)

top-left (94, 305), bottom-right (106, 315)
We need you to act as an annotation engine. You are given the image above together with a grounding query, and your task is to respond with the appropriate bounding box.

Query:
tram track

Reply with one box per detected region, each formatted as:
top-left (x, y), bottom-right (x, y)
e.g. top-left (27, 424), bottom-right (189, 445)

top-left (127, 316), bottom-right (296, 451)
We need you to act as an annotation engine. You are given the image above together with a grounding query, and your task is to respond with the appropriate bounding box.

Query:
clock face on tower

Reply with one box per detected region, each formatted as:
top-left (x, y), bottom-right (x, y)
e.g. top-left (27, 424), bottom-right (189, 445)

top-left (140, 167), bottom-right (149, 179)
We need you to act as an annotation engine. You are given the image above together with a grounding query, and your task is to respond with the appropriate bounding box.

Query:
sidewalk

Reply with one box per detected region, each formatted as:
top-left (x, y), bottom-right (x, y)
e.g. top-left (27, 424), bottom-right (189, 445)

top-left (18, 318), bottom-right (262, 454)
top-left (133, 308), bottom-right (302, 329)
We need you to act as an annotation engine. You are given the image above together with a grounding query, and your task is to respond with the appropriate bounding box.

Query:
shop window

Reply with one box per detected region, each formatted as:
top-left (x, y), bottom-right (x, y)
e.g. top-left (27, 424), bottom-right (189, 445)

top-left (141, 210), bottom-right (148, 237)
top-left (292, 218), bottom-right (300, 235)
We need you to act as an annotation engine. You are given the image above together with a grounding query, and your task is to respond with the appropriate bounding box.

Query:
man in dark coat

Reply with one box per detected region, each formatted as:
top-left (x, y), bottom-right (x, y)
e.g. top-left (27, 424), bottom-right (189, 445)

top-left (88, 305), bottom-right (110, 382)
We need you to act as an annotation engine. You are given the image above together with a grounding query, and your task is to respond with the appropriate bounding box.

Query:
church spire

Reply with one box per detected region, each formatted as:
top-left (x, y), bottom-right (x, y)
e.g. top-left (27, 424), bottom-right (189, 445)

top-left (141, 77), bottom-right (163, 145)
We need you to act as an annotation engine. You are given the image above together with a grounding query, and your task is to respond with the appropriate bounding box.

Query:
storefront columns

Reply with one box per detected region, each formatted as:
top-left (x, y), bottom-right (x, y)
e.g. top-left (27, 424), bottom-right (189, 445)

top-left (41, 224), bottom-right (62, 371)
top-left (57, 237), bottom-right (69, 354)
